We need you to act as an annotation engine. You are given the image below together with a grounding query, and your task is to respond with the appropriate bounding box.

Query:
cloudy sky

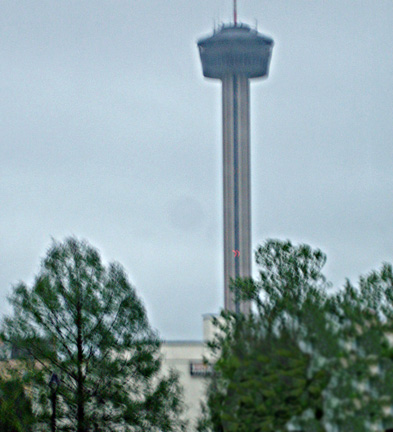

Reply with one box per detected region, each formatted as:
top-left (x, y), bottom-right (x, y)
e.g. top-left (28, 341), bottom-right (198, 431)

top-left (1, 1), bottom-right (392, 340)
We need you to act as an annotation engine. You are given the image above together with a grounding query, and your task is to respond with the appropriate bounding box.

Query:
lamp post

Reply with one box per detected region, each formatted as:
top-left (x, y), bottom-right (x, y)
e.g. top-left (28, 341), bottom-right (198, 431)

top-left (49, 373), bottom-right (60, 432)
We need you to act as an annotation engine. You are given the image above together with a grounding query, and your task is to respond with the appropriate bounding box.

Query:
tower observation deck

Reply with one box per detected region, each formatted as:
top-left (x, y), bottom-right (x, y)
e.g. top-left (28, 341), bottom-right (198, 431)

top-left (198, 24), bottom-right (274, 313)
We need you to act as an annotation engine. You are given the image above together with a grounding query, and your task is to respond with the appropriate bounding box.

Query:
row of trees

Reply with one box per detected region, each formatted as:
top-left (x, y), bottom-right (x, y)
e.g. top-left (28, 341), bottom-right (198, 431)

top-left (198, 240), bottom-right (393, 432)
top-left (2, 237), bottom-right (393, 431)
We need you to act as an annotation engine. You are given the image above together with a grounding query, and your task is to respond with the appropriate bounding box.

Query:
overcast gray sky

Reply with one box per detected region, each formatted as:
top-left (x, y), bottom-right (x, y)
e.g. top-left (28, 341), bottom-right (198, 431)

top-left (1, 1), bottom-right (392, 340)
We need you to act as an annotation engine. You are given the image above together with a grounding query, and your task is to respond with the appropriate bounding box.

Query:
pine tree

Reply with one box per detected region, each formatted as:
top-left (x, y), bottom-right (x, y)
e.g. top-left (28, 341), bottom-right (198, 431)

top-left (1, 237), bottom-right (186, 432)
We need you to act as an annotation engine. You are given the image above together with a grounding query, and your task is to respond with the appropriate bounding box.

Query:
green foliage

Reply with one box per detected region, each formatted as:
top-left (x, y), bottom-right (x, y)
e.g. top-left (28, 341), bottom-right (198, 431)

top-left (198, 239), bottom-right (393, 432)
top-left (0, 373), bottom-right (36, 431)
top-left (1, 237), bottom-right (186, 432)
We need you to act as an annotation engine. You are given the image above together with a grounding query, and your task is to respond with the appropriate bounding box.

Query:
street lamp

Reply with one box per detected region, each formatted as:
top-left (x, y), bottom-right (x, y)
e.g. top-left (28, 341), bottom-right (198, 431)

top-left (48, 373), bottom-right (60, 432)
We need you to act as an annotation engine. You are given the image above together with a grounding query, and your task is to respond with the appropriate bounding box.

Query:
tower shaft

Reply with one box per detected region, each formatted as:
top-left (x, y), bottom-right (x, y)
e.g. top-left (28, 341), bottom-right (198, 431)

top-left (222, 75), bottom-right (251, 313)
top-left (198, 23), bottom-right (273, 314)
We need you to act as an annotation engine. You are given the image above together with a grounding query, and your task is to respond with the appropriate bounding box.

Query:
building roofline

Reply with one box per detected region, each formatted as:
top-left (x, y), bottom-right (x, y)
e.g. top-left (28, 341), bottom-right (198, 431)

top-left (162, 340), bottom-right (204, 345)
top-left (202, 312), bottom-right (219, 318)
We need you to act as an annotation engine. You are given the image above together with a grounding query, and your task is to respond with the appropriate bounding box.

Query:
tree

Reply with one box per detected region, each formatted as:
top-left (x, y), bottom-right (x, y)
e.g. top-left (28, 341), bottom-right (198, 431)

top-left (1, 237), bottom-right (186, 432)
top-left (198, 239), bottom-right (393, 432)
top-left (325, 266), bottom-right (393, 431)
top-left (199, 317), bottom-right (328, 432)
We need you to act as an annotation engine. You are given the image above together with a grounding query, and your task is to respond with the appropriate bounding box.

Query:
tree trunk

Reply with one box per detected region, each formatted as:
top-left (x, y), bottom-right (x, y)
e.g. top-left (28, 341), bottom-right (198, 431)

top-left (76, 297), bottom-right (85, 432)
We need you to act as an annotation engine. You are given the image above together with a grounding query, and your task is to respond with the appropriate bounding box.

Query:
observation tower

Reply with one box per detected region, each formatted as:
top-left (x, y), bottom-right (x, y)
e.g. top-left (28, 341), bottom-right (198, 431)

top-left (197, 5), bottom-right (274, 313)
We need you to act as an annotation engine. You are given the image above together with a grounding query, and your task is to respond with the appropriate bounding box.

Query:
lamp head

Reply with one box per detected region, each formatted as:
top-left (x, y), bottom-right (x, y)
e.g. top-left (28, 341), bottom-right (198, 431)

top-left (49, 373), bottom-right (60, 391)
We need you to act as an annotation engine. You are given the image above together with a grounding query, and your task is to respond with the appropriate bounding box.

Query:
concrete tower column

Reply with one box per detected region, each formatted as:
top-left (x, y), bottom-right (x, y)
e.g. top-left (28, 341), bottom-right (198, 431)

top-left (222, 75), bottom-right (251, 313)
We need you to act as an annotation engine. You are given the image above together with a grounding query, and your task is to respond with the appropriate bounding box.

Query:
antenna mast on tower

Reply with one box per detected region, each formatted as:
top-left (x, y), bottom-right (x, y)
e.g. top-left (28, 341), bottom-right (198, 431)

top-left (234, 0), bottom-right (237, 26)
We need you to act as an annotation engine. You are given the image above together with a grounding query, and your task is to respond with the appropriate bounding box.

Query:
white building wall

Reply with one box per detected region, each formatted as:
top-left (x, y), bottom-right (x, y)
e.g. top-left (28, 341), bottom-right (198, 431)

top-left (160, 314), bottom-right (219, 430)
top-left (160, 341), bottom-right (207, 430)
